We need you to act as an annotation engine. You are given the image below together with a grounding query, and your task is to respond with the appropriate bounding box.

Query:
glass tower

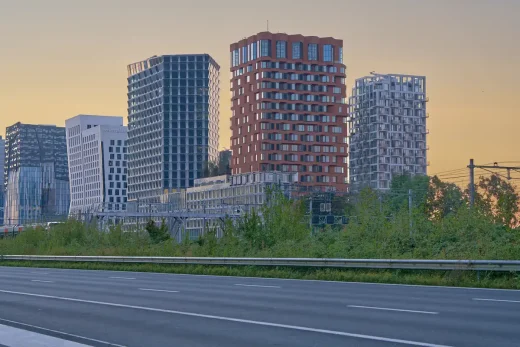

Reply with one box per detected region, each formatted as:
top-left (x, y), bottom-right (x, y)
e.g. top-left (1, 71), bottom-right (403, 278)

top-left (127, 54), bottom-right (220, 202)
top-left (3, 123), bottom-right (70, 225)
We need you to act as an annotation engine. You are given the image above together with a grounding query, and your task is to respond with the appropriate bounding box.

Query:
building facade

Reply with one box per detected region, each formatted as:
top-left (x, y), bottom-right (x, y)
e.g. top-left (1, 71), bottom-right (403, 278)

top-left (3, 123), bottom-right (69, 225)
top-left (127, 54), bottom-right (220, 203)
top-left (65, 115), bottom-right (127, 216)
top-left (348, 73), bottom-right (428, 190)
top-left (230, 32), bottom-right (349, 190)
top-left (0, 136), bottom-right (5, 225)
top-left (184, 171), bottom-right (297, 239)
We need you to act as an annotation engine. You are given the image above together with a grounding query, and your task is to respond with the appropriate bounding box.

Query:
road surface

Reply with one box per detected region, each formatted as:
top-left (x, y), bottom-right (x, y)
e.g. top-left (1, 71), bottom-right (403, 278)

top-left (0, 266), bottom-right (519, 346)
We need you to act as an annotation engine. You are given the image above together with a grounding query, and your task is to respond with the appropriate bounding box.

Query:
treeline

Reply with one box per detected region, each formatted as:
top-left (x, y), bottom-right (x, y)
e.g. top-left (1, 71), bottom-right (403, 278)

top-left (1, 174), bottom-right (519, 260)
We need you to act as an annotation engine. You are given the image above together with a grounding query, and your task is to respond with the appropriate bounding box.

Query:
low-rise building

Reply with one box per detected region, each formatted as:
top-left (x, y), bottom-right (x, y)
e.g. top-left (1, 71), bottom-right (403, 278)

top-left (183, 171), bottom-right (297, 239)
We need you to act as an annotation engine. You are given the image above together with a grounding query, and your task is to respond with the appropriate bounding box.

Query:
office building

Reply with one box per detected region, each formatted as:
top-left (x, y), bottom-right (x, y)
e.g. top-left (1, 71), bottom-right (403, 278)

top-left (3, 123), bottom-right (69, 225)
top-left (65, 115), bottom-right (128, 216)
top-left (230, 32), bottom-right (349, 190)
top-left (0, 136), bottom-right (5, 225)
top-left (127, 54), bottom-right (220, 202)
top-left (348, 73), bottom-right (428, 190)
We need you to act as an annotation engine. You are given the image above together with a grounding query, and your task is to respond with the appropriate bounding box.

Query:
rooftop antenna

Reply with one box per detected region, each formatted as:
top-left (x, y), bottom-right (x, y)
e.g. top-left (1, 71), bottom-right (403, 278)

top-left (267, 20), bottom-right (269, 31)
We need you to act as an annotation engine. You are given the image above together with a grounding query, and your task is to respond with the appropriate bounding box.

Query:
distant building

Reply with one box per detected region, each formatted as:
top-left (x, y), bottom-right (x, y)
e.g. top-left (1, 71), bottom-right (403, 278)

top-left (65, 115), bottom-right (128, 216)
top-left (0, 136), bottom-right (5, 225)
top-left (229, 32), bottom-right (349, 190)
top-left (127, 54), bottom-right (220, 203)
top-left (348, 73), bottom-right (428, 190)
top-left (184, 171), bottom-right (297, 239)
top-left (3, 123), bottom-right (69, 225)
top-left (219, 149), bottom-right (232, 174)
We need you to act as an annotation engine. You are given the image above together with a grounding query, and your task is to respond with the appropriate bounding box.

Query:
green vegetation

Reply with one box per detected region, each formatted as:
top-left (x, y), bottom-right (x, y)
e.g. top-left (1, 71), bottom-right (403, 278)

top-left (0, 173), bottom-right (519, 288)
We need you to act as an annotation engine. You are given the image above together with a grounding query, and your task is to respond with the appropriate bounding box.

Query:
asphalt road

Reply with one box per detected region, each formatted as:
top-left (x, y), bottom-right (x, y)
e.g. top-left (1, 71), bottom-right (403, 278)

top-left (0, 266), bottom-right (519, 347)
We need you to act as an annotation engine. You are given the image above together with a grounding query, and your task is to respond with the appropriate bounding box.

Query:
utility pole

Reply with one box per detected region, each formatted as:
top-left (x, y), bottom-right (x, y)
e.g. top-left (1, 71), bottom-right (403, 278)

top-left (309, 196), bottom-right (313, 234)
top-left (408, 189), bottom-right (413, 236)
top-left (469, 159), bottom-right (475, 208)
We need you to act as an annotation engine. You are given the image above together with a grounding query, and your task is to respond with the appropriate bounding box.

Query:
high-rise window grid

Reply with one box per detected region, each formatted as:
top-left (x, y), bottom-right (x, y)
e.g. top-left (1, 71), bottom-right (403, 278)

top-left (230, 33), bottom-right (348, 190)
top-left (127, 55), bottom-right (219, 202)
top-left (348, 74), bottom-right (427, 191)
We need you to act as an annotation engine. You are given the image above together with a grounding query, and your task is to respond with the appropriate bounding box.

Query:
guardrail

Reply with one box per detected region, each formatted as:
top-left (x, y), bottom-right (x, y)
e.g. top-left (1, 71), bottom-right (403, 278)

top-left (1, 255), bottom-right (519, 272)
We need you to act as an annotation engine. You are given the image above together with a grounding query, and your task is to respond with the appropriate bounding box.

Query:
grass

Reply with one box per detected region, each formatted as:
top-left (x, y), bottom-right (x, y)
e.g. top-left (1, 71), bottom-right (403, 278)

top-left (1, 260), bottom-right (519, 290)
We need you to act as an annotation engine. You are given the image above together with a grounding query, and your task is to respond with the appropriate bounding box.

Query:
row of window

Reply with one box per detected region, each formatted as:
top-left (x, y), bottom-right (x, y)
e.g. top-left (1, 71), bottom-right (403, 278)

top-left (259, 102), bottom-right (329, 112)
top-left (259, 143), bottom-right (346, 153)
top-left (256, 71), bottom-right (345, 83)
top-left (258, 113), bottom-right (345, 123)
top-left (232, 41), bottom-right (343, 67)
top-left (258, 82), bottom-right (342, 94)
top-left (257, 92), bottom-right (341, 103)
top-left (234, 154), bottom-right (347, 165)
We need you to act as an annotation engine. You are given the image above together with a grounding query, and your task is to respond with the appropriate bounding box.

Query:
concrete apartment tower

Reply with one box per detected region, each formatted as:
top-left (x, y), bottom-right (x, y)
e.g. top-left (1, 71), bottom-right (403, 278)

top-left (65, 115), bottom-right (127, 216)
top-left (0, 136), bottom-right (5, 226)
top-left (3, 123), bottom-right (69, 225)
top-left (229, 32), bottom-right (349, 191)
top-left (348, 73), bottom-right (428, 190)
top-left (126, 54), bottom-right (220, 202)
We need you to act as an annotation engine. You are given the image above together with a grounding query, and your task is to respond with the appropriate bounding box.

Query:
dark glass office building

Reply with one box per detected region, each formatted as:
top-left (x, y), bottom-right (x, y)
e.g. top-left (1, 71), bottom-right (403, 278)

top-left (127, 54), bottom-right (220, 202)
top-left (3, 123), bottom-right (70, 225)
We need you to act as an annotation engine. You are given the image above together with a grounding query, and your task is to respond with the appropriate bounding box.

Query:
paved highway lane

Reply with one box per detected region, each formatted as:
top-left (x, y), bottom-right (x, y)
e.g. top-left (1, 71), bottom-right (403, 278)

top-left (0, 267), bottom-right (519, 347)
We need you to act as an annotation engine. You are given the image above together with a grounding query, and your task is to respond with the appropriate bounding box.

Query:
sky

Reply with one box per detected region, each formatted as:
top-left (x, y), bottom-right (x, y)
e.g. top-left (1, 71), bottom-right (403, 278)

top-left (0, 0), bottom-right (519, 180)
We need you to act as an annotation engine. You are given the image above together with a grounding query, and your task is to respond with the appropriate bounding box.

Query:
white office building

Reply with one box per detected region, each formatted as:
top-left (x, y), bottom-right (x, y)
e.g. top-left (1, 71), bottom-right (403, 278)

top-left (65, 115), bottom-right (128, 216)
top-left (348, 73), bottom-right (428, 190)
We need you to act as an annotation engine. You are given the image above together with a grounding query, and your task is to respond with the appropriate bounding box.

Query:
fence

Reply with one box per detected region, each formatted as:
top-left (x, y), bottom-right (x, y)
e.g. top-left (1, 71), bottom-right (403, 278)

top-left (1, 256), bottom-right (519, 272)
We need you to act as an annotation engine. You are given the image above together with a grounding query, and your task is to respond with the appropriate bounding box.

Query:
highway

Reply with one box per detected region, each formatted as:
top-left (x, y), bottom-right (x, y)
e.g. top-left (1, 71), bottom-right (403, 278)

top-left (0, 266), bottom-right (519, 347)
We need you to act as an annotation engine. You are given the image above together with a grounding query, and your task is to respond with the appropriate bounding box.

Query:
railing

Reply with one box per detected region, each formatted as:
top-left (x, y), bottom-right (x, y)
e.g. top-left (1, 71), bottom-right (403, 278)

top-left (1, 256), bottom-right (519, 272)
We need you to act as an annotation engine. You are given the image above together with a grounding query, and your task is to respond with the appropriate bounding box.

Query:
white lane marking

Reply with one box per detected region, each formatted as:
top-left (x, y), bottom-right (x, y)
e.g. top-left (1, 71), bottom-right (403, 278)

top-left (0, 321), bottom-right (89, 347)
top-left (139, 288), bottom-right (179, 293)
top-left (473, 298), bottom-right (520, 304)
top-left (0, 289), bottom-right (452, 347)
top-left (348, 305), bottom-right (439, 315)
top-left (109, 276), bottom-right (135, 280)
top-left (4, 266), bottom-right (520, 292)
top-left (30, 272), bottom-right (49, 275)
top-left (0, 317), bottom-right (125, 347)
top-left (31, 280), bottom-right (54, 283)
top-left (234, 284), bottom-right (281, 288)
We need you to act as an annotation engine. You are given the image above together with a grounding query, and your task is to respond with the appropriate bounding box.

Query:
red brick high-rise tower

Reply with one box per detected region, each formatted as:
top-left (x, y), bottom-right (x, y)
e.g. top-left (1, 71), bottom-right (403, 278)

top-left (230, 32), bottom-right (348, 190)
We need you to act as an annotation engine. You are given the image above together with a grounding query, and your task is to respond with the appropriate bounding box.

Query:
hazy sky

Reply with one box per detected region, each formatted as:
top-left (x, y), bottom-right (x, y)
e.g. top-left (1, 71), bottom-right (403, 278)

top-left (1, 0), bottom-right (518, 177)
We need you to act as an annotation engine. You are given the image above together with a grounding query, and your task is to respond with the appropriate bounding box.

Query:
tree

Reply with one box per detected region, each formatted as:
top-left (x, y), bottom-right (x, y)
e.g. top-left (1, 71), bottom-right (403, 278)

top-left (202, 157), bottom-right (231, 178)
top-left (388, 174), bottom-right (429, 213)
top-left (476, 174), bottom-right (519, 227)
top-left (426, 176), bottom-right (466, 221)
top-left (145, 219), bottom-right (171, 244)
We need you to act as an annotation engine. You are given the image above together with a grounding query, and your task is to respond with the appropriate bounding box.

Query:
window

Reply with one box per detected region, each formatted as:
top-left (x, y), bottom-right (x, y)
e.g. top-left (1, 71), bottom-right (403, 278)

top-left (242, 46), bottom-right (248, 64)
top-left (323, 44), bottom-right (333, 62)
top-left (292, 42), bottom-right (303, 59)
top-left (339, 47), bottom-right (343, 63)
top-left (110, 140), bottom-right (115, 146)
top-left (308, 44), bottom-right (318, 60)
top-left (260, 40), bottom-right (271, 57)
top-left (276, 41), bottom-right (287, 58)
top-left (232, 49), bottom-right (239, 67)
top-left (250, 42), bottom-right (258, 60)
